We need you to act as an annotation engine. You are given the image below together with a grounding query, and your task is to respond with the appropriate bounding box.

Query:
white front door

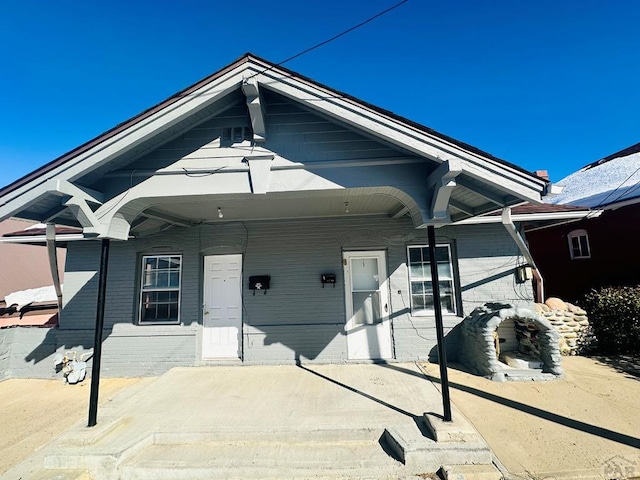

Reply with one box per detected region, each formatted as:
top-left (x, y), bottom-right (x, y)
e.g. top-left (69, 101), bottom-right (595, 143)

top-left (202, 254), bottom-right (242, 359)
top-left (343, 251), bottom-right (392, 360)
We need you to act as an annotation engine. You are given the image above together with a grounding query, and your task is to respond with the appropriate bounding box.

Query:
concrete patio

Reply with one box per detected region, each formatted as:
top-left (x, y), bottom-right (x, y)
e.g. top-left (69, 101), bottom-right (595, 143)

top-left (1, 362), bottom-right (499, 480)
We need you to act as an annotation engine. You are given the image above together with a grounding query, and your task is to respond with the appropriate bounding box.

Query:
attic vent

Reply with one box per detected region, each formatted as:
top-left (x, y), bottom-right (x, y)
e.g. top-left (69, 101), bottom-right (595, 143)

top-left (221, 126), bottom-right (251, 145)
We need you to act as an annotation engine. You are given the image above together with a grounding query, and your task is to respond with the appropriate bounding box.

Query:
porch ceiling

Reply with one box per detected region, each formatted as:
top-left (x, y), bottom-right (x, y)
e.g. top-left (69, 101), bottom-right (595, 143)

top-left (131, 190), bottom-right (403, 235)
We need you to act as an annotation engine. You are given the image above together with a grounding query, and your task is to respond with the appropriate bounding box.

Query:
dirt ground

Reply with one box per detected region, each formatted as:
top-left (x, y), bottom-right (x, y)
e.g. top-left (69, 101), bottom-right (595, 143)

top-left (0, 377), bottom-right (140, 475)
top-left (421, 356), bottom-right (640, 479)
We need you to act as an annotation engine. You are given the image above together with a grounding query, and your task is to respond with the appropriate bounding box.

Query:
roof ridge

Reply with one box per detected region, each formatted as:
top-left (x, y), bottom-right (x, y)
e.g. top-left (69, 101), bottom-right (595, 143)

top-left (584, 141), bottom-right (640, 170)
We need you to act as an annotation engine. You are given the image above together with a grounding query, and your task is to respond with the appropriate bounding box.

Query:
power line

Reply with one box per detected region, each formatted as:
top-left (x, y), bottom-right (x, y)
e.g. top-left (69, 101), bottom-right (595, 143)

top-left (248, 0), bottom-right (410, 79)
top-left (585, 162), bottom-right (640, 218)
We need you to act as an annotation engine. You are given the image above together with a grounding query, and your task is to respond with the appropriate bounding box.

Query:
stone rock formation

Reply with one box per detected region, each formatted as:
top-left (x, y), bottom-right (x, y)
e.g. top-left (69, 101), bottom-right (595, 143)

top-left (534, 300), bottom-right (589, 355)
top-left (459, 303), bottom-right (564, 382)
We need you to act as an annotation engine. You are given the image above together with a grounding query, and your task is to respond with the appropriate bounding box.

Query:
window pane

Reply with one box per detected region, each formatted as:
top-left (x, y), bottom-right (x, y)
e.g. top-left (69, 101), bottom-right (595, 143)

top-left (437, 262), bottom-right (452, 279)
top-left (441, 295), bottom-right (454, 314)
top-left (410, 264), bottom-right (425, 279)
top-left (143, 257), bottom-right (157, 270)
top-left (423, 295), bottom-right (435, 310)
top-left (352, 291), bottom-right (381, 325)
top-left (409, 248), bottom-right (422, 263)
top-left (351, 258), bottom-right (379, 291)
top-left (411, 281), bottom-right (424, 295)
top-left (412, 294), bottom-right (425, 310)
top-left (156, 272), bottom-right (169, 287)
top-left (579, 236), bottom-right (589, 256)
top-left (435, 246), bottom-right (450, 262)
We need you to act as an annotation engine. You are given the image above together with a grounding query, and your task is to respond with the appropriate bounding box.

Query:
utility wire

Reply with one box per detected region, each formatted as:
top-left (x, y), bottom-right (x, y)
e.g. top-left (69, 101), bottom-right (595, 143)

top-left (584, 162), bottom-right (640, 218)
top-left (247, 0), bottom-right (410, 79)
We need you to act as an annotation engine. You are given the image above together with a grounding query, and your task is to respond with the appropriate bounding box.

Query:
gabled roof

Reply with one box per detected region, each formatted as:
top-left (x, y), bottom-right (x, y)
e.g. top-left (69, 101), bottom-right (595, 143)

top-left (0, 53), bottom-right (541, 199)
top-left (546, 142), bottom-right (640, 209)
top-left (0, 53), bottom-right (549, 235)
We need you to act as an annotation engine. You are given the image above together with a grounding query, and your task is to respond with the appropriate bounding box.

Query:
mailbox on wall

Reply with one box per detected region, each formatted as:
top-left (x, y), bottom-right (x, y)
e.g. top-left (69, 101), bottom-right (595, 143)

top-left (321, 273), bottom-right (336, 288)
top-left (249, 275), bottom-right (271, 294)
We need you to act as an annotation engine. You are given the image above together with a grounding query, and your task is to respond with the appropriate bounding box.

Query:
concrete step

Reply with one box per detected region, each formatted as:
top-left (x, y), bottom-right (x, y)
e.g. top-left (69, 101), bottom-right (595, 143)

top-left (119, 429), bottom-right (406, 480)
top-left (383, 424), bottom-right (493, 472)
top-left (47, 428), bottom-right (420, 480)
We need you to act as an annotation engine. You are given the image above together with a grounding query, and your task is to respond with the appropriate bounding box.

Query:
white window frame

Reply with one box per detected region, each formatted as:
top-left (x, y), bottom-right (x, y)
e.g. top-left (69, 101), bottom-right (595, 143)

top-left (407, 244), bottom-right (457, 316)
top-left (567, 229), bottom-right (591, 260)
top-left (138, 254), bottom-right (182, 325)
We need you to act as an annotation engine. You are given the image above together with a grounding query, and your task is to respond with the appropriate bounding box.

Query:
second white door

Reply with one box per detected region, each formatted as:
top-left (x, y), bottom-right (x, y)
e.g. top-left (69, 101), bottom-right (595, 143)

top-left (343, 251), bottom-right (392, 360)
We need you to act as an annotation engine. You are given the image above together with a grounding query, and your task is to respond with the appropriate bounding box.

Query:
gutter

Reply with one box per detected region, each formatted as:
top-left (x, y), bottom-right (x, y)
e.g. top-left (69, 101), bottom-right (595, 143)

top-left (451, 209), bottom-right (601, 225)
top-left (501, 207), bottom-right (544, 302)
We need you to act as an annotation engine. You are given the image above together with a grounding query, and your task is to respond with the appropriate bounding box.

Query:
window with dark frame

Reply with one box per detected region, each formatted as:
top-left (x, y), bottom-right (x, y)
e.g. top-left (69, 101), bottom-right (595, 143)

top-left (407, 245), bottom-right (457, 316)
top-left (139, 255), bottom-right (182, 324)
top-left (567, 229), bottom-right (591, 260)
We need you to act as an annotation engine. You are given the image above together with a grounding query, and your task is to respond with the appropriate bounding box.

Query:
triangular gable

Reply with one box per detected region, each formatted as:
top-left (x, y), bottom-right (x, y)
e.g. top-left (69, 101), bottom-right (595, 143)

top-left (0, 53), bottom-right (548, 232)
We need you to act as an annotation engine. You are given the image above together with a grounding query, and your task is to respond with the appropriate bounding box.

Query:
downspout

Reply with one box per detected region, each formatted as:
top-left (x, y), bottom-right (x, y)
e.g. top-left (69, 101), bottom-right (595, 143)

top-left (501, 208), bottom-right (545, 302)
top-left (45, 224), bottom-right (64, 316)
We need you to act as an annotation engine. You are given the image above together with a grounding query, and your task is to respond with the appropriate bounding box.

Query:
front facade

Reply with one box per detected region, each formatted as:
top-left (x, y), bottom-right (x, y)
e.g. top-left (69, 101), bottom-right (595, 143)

top-left (0, 54), bottom-right (549, 378)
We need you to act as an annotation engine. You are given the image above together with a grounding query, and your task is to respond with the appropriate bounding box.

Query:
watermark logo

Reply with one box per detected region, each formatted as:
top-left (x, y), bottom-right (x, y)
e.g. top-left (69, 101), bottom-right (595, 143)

top-left (603, 455), bottom-right (638, 479)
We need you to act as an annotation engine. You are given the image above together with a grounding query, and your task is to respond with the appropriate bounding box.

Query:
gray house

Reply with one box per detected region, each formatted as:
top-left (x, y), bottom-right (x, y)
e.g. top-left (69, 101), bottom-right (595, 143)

top-left (0, 54), bottom-right (549, 378)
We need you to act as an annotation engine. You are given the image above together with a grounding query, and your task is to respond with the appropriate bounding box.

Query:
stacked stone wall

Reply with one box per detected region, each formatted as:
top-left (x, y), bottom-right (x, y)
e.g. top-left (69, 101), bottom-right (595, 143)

top-left (534, 297), bottom-right (589, 355)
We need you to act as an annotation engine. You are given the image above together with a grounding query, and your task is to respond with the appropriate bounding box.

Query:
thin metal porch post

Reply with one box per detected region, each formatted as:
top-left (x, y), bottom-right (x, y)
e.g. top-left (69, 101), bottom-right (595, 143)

top-left (88, 238), bottom-right (110, 427)
top-left (427, 225), bottom-right (452, 422)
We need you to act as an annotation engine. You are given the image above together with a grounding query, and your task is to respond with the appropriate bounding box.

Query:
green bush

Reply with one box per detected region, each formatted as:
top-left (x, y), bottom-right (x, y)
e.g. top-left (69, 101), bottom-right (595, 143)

top-left (581, 286), bottom-right (640, 354)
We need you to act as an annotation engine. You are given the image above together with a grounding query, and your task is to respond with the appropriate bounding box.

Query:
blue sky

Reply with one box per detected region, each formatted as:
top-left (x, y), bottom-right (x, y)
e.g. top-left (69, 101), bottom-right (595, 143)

top-left (1, 0), bottom-right (639, 186)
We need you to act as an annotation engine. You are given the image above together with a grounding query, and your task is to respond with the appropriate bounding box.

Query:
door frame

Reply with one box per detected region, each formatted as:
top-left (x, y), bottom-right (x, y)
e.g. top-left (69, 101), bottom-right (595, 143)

top-left (342, 250), bottom-right (393, 360)
top-left (201, 253), bottom-right (243, 360)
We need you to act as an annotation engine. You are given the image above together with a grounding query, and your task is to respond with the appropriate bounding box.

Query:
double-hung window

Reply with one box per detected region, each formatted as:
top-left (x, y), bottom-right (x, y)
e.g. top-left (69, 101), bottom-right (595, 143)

top-left (567, 229), bottom-right (591, 259)
top-left (407, 245), bottom-right (457, 316)
top-left (139, 255), bottom-right (182, 324)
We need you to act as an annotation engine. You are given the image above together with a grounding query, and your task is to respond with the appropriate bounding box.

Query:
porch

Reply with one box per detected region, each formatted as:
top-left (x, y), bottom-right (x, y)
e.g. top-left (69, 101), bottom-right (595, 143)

top-left (2, 362), bottom-right (496, 479)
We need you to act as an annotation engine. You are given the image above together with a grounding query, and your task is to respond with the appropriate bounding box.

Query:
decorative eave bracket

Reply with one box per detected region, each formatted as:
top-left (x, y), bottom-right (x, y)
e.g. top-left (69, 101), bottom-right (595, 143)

top-left (241, 78), bottom-right (266, 143)
top-left (426, 159), bottom-right (463, 223)
top-left (46, 179), bottom-right (105, 236)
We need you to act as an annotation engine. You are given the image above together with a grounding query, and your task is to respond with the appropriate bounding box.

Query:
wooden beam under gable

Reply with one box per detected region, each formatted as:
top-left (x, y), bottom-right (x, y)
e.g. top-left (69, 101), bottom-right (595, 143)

top-left (241, 78), bottom-right (267, 142)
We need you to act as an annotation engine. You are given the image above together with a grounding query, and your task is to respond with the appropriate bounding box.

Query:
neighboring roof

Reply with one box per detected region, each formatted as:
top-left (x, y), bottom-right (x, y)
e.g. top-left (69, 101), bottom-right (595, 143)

top-left (0, 219), bottom-right (66, 300)
top-left (3, 224), bottom-right (82, 237)
top-left (546, 143), bottom-right (640, 208)
top-left (0, 53), bottom-right (546, 200)
top-left (451, 202), bottom-right (598, 225)
top-left (510, 203), bottom-right (590, 215)
top-left (0, 304), bottom-right (58, 329)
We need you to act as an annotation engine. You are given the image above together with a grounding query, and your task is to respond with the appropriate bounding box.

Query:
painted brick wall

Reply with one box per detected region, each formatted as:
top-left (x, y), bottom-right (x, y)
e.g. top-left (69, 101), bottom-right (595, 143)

top-left (3, 216), bottom-right (533, 378)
